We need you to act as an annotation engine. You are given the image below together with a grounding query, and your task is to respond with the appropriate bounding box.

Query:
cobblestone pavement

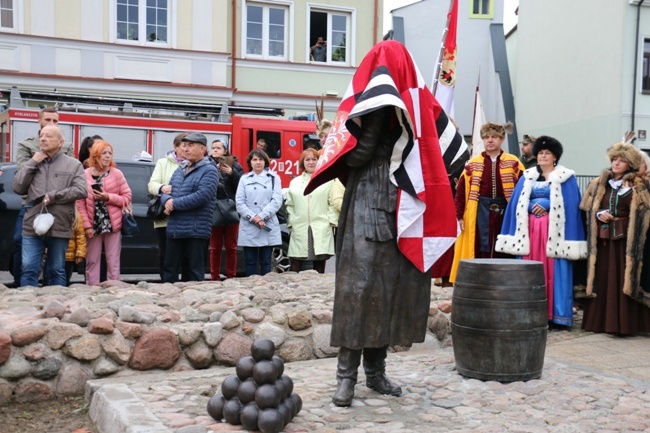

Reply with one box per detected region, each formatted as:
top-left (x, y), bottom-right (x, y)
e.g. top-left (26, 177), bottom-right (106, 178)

top-left (86, 319), bottom-right (650, 433)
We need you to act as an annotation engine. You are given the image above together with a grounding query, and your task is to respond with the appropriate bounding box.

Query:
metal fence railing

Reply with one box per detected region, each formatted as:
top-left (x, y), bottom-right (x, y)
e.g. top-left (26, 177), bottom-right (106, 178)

top-left (576, 175), bottom-right (597, 194)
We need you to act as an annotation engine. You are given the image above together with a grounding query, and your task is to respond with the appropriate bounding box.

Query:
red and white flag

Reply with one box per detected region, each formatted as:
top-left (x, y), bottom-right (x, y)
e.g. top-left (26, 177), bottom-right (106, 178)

top-left (305, 41), bottom-right (457, 272)
top-left (471, 87), bottom-right (486, 157)
top-left (434, 0), bottom-right (458, 119)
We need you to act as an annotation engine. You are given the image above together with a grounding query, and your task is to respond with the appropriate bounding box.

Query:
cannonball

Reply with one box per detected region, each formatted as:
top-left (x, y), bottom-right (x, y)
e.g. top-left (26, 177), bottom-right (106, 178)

top-left (220, 374), bottom-right (241, 400)
top-left (274, 377), bottom-right (287, 401)
top-left (290, 392), bottom-right (303, 414)
top-left (238, 378), bottom-right (258, 405)
top-left (283, 395), bottom-right (297, 418)
top-left (280, 374), bottom-right (294, 396)
top-left (255, 383), bottom-right (281, 409)
top-left (251, 338), bottom-right (275, 361)
top-left (223, 398), bottom-right (242, 425)
top-left (271, 355), bottom-right (284, 377)
top-left (258, 408), bottom-right (284, 433)
top-left (206, 394), bottom-right (226, 421)
top-left (277, 401), bottom-right (292, 427)
top-left (240, 402), bottom-right (260, 431)
top-left (236, 355), bottom-right (256, 381)
top-left (253, 359), bottom-right (279, 385)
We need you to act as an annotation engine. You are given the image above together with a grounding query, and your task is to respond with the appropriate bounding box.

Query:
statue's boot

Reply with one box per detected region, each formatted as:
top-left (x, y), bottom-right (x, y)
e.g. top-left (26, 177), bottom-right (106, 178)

top-left (363, 346), bottom-right (402, 396)
top-left (332, 347), bottom-right (361, 407)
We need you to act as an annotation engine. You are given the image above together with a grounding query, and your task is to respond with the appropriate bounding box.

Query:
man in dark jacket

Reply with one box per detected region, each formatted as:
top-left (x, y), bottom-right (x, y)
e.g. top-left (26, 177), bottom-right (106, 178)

top-left (161, 133), bottom-right (219, 282)
top-left (13, 125), bottom-right (87, 287)
top-left (12, 107), bottom-right (74, 287)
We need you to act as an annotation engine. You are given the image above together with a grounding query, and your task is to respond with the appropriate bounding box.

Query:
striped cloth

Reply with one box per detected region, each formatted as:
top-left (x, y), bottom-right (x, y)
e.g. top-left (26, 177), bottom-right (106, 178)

top-left (305, 40), bottom-right (460, 272)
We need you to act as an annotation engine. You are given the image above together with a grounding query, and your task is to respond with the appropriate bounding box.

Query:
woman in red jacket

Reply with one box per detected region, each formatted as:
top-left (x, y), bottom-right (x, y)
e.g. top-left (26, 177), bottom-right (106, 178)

top-left (76, 141), bottom-right (132, 285)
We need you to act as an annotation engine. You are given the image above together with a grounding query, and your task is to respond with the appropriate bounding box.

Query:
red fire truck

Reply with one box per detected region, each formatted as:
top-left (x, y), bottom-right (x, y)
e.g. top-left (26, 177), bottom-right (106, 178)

top-left (0, 89), bottom-right (321, 187)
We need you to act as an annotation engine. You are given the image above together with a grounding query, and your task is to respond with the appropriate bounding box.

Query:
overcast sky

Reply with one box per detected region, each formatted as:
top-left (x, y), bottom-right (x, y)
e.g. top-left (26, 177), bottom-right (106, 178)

top-left (383, 0), bottom-right (519, 34)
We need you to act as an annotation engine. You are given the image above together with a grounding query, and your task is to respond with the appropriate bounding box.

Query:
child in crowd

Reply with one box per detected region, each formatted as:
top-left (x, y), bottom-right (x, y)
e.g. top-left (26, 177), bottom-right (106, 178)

top-left (65, 210), bottom-right (86, 286)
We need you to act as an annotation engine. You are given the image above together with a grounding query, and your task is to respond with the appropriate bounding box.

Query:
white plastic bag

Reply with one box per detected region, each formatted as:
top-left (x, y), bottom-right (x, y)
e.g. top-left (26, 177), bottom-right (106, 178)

top-left (33, 207), bottom-right (55, 235)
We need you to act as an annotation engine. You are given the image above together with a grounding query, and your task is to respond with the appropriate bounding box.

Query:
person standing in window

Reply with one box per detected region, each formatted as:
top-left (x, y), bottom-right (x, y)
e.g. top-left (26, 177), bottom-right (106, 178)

top-left (209, 139), bottom-right (244, 280)
top-left (76, 141), bottom-right (132, 285)
top-left (310, 37), bottom-right (327, 62)
top-left (235, 149), bottom-right (283, 276)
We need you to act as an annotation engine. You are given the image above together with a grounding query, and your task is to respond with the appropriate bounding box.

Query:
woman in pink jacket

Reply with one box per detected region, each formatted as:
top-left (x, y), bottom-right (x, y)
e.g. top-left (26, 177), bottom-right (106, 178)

top-left (76, 141), bottom-right (132, 285)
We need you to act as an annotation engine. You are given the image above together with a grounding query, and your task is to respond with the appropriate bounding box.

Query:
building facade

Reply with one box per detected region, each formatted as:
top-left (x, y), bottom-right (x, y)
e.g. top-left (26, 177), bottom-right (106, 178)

top-left (0, 0), bottom-right (384, 117)
top-left (508, 0), bottom-right (650, 176)
top-left (391, 0), bottom-right (514, 152)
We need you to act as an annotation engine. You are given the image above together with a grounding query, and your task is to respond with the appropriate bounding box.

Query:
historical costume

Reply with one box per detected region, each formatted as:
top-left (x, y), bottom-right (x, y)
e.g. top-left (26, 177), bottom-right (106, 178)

top-left (496, 136), bottom-right (587, 326)
top-left (450, 123), bottom-right (524, 282)
top-left (580, 143), bottom-right (650, 335)
top-left (305, 41), bottom-right (457, 406)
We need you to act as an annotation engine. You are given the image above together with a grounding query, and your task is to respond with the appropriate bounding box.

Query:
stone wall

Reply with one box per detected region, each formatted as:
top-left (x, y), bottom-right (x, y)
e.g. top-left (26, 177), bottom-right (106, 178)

top-left (0, 272), bottom-right (452, 404)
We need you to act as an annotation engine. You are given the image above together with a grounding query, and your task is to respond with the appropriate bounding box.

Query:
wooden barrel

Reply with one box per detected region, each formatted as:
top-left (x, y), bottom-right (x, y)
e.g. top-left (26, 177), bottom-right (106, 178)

top-left (451, 258), bottom-right (547, 382)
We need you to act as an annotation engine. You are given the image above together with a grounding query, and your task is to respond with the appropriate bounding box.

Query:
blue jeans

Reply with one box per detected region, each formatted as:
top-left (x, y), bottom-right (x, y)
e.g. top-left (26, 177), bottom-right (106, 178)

top-left (243, 246), bottom-right (273, 276)
top-left (12, 206), bottom-right (26, 286)
top-left (21, 236), bottom-right (69, 287)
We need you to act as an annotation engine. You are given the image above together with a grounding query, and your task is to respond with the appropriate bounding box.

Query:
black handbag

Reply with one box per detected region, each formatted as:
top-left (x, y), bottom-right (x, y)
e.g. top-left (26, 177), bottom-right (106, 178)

top-left (122, 204), bottom-right (140, 237)
top-left (146, 195), bottom-right (166, 220)
top-left (213, 198), bottom-right (240, 227)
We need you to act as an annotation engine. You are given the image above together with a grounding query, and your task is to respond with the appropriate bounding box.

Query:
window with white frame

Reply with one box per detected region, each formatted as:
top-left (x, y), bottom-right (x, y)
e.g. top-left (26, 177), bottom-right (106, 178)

top-left (245, 2), bottom-right (288, 60)
top-left (469, 0), bottom-right (494, 19)
top-left (309, 9), bottom-right (351, 64)
top-left (116, 0), bottom-right (169, 44)
top-left (0, 0), bottom-right (15, 31)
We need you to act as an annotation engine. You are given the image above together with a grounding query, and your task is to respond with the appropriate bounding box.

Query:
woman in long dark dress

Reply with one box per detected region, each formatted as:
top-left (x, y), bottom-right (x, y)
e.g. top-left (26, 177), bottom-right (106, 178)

top-left (580, 143), bottom-right (650, 335)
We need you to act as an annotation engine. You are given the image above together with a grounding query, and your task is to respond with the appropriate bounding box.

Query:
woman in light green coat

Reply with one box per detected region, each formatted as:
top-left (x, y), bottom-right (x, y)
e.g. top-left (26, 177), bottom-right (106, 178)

top-left (285, 148), bottom-right (339, 273)
top-left (147, 133), bottom-right (187, 279)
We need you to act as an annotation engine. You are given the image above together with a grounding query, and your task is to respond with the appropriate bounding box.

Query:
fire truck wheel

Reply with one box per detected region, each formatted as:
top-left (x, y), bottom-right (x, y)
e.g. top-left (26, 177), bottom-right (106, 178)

top-left (272, 243), bottom-right (290, 273)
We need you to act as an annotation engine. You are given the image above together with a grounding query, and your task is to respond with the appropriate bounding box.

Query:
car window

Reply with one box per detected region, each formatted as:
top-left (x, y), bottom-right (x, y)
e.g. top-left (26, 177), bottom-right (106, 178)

top-left (116, 163), bottom-right (151, 205)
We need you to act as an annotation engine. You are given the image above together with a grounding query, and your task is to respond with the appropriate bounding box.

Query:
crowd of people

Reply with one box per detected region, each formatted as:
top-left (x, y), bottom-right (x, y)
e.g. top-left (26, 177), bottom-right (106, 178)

top-left (10, 106), bottom-right (650, 338)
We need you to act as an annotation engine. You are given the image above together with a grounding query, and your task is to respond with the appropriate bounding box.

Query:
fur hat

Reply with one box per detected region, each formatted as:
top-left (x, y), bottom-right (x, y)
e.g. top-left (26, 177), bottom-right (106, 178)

top-left (607, 142), bottom-right (642, 171)
top-left (532, 136), bottom-right (563, 161)
top-left (480, 122), bottom-right (513, 139)
top-left (522, 134), bottom-right (536, 145)
top-left (316, 119), bottom-right (332, 136)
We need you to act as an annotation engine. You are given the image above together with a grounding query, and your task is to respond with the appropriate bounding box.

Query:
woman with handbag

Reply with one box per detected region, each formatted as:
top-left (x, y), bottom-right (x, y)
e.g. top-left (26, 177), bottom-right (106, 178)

top-left (579, 142), bottom-right (650, 335)
top-left (209, 139), bottom-right (244, 280)
top-left (147, 133), bottom-right (187, 280)
top-left (285, 148), bottom-right (337, 273)
top-left (236, 149), bottom-right (283, 276)
top-left (76, 140), bottom-right (132, 285)
top-left (496, 137), bottom-right (587, 328)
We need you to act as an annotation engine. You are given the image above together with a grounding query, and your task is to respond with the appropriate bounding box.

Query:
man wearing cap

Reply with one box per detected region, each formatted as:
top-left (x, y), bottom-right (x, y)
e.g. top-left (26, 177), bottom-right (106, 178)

top-left (519, 134), bottom-right (537, 169)
top-left (13, 125), bottom-right (87, 287)
top-left (160, 132), bottom-right (219, 282)
top-left (450, 122), bottom-right (524, 282)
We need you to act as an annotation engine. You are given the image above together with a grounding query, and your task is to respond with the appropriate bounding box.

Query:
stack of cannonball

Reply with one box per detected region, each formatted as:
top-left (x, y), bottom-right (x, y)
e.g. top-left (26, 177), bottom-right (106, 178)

top-left (207, 338), bottom-right (303, 433)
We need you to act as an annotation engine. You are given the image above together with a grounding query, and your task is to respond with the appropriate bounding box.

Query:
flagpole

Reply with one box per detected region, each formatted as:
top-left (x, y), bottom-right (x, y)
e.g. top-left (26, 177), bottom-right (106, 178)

top-left (432, 0), bottom-right (456, 95)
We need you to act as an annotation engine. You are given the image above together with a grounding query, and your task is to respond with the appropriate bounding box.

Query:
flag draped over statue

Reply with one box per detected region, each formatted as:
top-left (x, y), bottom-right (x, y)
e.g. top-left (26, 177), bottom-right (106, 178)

top-left (305, 40), bottom-right (457, 272)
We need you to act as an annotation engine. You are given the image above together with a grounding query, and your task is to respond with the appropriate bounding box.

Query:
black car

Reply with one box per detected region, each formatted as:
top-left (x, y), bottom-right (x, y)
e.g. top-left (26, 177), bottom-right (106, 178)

top-left (0, 160), bottom-right (290, 278)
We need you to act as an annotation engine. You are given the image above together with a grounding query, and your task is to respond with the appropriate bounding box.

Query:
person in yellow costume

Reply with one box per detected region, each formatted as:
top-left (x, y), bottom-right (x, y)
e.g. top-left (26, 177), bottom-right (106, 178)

top-left (449, 122), bottom-right (524, 282)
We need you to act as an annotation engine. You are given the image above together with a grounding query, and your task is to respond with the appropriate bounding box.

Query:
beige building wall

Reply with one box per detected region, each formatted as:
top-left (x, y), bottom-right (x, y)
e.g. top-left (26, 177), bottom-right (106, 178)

top-left (0, 0), bottom-right (382, 116)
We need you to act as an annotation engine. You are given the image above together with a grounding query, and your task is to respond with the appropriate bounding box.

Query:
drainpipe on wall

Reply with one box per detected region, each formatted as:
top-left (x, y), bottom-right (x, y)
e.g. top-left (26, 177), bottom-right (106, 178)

top-left (632, 0), bottom-right (644, 132)
top-left (373, 0), bottom-right (379, 44)
top-left (231, 0), bottom-right (238, 95)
